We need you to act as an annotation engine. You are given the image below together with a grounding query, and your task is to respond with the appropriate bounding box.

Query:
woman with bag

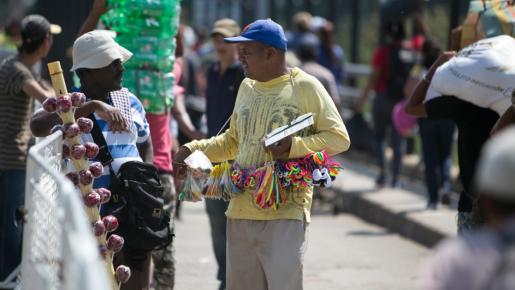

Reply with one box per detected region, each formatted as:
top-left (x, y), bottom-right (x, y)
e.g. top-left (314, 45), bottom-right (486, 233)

top-left (354, 21), bottom-right (409, 188)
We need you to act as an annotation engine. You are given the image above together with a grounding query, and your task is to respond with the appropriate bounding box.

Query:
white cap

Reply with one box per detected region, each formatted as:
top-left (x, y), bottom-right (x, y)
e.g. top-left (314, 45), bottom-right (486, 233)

top-left (476, 126), bottom-right (515, 200)
top-left (71, 30), bottom-right (132, 72)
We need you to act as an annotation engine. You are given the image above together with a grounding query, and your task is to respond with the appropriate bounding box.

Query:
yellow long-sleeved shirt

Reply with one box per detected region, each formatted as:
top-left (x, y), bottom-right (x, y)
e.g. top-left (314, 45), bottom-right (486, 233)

top-left (185, 67), bottom-right (350, 222)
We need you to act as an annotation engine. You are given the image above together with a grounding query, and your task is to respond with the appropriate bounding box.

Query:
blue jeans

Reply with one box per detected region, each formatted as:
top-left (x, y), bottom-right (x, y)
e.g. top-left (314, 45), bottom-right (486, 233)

top-left (419, 119), bottom-right (455, 204)
top-left (0, 170), bottom-right (26, 280)
top-left (205, 199), bottom-right (229, 290)
top-left (372, 94), bottom-right (405, 185)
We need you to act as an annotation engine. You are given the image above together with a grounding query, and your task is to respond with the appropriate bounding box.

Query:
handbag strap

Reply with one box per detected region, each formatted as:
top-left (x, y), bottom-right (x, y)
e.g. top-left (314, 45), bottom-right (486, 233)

top-left (87, 114), bottom-right (116, 175)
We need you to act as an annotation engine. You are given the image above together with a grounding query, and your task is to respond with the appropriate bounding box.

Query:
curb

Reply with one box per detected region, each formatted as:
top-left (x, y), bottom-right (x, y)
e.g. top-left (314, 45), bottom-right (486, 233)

top-left (343, 149), bottom-right (462, 195)
top-left (328, 155), bottom-right (457, 248)
top-left (333, 189), bottom-right (449, 248)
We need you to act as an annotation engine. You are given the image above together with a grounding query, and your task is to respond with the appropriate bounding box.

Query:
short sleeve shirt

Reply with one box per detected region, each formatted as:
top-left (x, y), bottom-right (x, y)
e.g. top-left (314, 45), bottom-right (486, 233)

top-left (371, 46), bottom-right (391, 93)
top-left (67, 89), bottom-right (150, 189)
top-left (0, 56), bottom-right (36, 170)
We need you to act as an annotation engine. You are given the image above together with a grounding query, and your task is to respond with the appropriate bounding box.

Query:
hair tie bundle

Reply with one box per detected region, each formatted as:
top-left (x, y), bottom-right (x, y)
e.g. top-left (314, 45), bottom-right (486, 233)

top-left (204, 161), bottom-right (241, 201)
top-left (252, 156), bottom-right (287, 209)
top-left (232, 151), bottom-right (342, 209)
top-left (181, 151), bottom-right (342, 210)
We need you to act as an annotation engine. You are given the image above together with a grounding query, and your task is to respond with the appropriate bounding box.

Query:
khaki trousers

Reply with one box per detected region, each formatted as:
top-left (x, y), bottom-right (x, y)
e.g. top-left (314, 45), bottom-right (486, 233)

top-left (227, 219), bottom-right (308, 290)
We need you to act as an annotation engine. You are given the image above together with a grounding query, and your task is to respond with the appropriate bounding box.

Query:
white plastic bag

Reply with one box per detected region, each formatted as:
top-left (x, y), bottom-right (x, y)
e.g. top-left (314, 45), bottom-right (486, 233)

top-left (429, 35), bottom-right (515, 115)
top-left (178, 150), bottom-right (213, 202)
top-left (184, 150), bottom-right (213, 172)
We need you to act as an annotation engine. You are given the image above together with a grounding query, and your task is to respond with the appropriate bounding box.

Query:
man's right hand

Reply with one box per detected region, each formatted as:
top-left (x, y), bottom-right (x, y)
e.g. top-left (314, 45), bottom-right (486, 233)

top-left (173, 146), bottom-right (192, 179)
top-left (94, 101), bottom-right (128, 133)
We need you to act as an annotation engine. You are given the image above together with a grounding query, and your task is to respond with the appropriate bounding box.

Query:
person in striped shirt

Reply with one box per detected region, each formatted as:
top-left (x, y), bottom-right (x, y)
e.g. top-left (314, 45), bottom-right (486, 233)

top-left (30, 30), bottom-right (153, 290)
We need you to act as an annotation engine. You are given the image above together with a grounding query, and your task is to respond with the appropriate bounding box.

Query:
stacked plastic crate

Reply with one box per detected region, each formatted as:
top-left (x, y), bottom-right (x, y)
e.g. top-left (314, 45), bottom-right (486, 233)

top-left (102, 0), bottom-right (180, 113)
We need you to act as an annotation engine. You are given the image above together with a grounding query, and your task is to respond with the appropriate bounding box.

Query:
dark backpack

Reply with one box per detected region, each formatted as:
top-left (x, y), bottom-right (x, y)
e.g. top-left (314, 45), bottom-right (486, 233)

top-left (387, 44), bottom-right (414, 101)
top-left (107, 161), bottom-right (173, 251)
top-left (88, 114), bottom-right (173, 252)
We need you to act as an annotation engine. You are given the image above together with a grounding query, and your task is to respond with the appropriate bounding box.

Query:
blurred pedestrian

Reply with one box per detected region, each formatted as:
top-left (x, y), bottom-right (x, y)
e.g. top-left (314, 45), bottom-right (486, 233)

top-left (403, 37), bottom-right (455, 209)
top-left (0, 14), bottom-right (59, 282)
top-left (0, 19), bottom-right (22, 61)
top-left (287, 11), bottom-right (315, 55)
top-left (203, 18), bottom-right (245, 290)
top-left (355, 21), bottom-right (409, 188)
top-left (405, 49), bottom-right (499, 233)
top-left (173, 19), bottom-right (350, 290)
top-left (179, 24), bottom-right (206, 136)
top-left (419, 126), bottom-right (515, 290)
top-left (172, 28), bottom-right (206, 222)
top-left (297, 33), bottom-right (340, 107)
top-left (313, 18), bottom-right (345, 91)
top-left (177, 26), bottom-right (206, 148)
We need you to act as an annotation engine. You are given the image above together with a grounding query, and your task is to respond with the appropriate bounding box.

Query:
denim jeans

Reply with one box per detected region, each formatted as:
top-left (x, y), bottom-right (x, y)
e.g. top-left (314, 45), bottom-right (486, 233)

top-left (205, 199), bottom-right (229, 290)
top-left (372, 94), bottom-right (406, 185)
top-left (419, 119), bottom-right (455, 204)
top-left (0, 170), bottom-right (26, 280)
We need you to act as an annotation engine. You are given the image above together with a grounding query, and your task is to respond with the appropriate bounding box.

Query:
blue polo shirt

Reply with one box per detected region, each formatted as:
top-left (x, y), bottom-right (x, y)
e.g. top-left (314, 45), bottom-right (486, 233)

top-left (205, 61), bottom-right (245, 137)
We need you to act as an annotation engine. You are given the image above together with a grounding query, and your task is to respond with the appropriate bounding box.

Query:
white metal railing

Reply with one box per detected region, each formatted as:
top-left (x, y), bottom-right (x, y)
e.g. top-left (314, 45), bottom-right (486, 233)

top-left (20, 131), bottom-right (110, 290)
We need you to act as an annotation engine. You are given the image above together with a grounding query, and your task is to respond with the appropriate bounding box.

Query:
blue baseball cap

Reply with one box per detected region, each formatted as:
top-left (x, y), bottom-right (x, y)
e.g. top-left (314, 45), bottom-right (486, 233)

top-left (224, 19), bottom-right (287, 51)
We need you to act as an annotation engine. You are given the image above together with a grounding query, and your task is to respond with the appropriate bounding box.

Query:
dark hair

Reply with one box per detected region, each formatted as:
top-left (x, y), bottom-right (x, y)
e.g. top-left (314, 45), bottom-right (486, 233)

top-left (18, 15), bottom-right (52, 54)
top-left (297, 34), bottom-right (319, 61)
top-left (385, 21), bottom-right (406, 41)
top-left (18, 36), bottom-right (47, 53)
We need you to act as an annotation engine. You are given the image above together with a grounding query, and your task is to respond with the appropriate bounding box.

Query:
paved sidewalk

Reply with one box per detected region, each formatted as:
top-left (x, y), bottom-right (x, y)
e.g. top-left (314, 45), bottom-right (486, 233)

top-left (174, 202), bottom-right (429, 290)
top-left (332, 155), bottom-right (457, 247)
top-left (172, 156), bottom-right (458, 289)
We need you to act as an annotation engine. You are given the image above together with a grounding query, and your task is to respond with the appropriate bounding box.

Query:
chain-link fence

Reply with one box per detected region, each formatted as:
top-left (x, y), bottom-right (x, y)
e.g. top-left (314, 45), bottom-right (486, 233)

top-left (20, 131), bottom-right (111, 290)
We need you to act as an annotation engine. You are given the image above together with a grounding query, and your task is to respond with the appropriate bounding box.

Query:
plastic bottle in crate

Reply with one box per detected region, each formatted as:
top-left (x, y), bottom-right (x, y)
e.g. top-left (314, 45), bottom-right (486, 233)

top-left (110, 0), bottom-right (180, 17)
top-left (124, 55), bottom-right (175, 71)
top-left (123, 69), bottom-right (175, 114)
top-left (111, 15), bottom-right (179, 37)
top-left (116, 35), bottom-right (176, 57)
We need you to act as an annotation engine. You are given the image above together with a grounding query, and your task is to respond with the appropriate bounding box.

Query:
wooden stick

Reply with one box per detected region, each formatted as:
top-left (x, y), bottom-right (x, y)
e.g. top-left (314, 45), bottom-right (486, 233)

top-left (47, 61), bottom-right (118, 290)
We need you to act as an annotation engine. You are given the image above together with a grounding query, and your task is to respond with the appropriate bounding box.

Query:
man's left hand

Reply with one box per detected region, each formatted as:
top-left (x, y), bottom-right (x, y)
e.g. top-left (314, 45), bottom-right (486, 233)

top-left (262, 135), bottom-right (292, 160)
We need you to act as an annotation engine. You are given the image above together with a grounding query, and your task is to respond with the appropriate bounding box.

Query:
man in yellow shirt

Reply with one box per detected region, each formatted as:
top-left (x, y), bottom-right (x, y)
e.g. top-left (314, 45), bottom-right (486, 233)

top-left (174, 18), bottom-right (350, 290)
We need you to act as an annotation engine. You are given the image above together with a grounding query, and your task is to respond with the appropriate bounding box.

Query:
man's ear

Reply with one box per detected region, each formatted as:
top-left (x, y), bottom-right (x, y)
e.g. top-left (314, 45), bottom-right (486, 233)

top-left (264, 47), bottom-right (275, 60)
